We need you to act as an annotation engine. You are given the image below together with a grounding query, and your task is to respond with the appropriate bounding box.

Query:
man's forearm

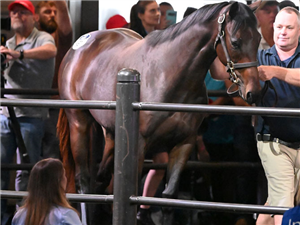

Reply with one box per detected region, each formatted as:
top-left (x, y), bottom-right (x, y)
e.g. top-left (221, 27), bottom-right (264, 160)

top-left (23, 44), bottom-right (57, 60)
top-left (258, 65), bottom-right (300, 87)
top-left (55, 0), bottom-right (72, 36)
top-left (279, 67), bottom-right (300, 87)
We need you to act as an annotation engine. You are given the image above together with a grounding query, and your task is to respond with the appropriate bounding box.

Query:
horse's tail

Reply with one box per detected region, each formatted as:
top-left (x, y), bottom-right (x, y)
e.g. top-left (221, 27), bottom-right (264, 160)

top-left (57, 109), bottom-right (76, 193)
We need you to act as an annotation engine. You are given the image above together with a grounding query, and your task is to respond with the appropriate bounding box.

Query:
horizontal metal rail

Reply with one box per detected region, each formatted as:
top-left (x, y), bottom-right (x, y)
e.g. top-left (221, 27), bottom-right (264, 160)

top-left (0, 190), bottom-right (114, 204)
top-left (0, 190), bottom-right (288, 215)
top-left (133, 102), bottom-right (300, 117)
top-left (1, 98), bottom-right (300, 117)
top-left (1, 161), bottom-right (262, 171)
top-left (1, 88), bottom-right (59, 96)
top-left (143, 161), bottom-right (262, 170)
top-left (0, 98), bottom-right (116, 109)
top-left (129, 196), bottom-right (288, 215)
top-left (1, 88), bottom-right (228, 97)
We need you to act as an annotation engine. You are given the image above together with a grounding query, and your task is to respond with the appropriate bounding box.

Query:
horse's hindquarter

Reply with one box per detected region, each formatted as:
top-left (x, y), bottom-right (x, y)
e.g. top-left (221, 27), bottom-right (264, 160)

top-left (59, 29), bottom-right (141, 97)
top-left (58, 29), bottom-right (143, 128)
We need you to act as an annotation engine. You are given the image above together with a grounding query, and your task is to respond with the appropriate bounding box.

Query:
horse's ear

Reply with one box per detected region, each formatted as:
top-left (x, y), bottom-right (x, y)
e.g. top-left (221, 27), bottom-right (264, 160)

top-left (228, 2), bottom-right (239, 20)
top-left (248, 0), bottom-right (262, 13)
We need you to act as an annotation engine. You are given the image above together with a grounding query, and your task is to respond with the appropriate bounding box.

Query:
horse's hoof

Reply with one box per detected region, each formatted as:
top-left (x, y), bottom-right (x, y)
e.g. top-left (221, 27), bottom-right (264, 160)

top-left (136, 208), bottom-right (156, 225)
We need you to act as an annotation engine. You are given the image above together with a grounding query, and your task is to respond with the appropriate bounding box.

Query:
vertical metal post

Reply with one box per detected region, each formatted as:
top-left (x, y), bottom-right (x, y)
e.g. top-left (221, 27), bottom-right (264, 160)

top-left (113, 68), bottom-right (140, 225)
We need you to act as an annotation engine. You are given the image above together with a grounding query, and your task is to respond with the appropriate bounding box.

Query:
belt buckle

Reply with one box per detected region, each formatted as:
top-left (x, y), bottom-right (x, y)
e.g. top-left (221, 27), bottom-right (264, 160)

top-left (264, 134), bottom-right (271, 141)
top-left (274, 138), bottom-right (280, 144)
top-left (256, 133), bottom-right (271, 142)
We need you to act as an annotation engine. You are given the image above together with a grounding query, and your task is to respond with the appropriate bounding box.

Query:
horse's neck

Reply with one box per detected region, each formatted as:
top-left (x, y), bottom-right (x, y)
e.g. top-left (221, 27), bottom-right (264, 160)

top-left (160, 23), bottom-right (217, 71)
top-left (141, 22), bottom-right (218, 103)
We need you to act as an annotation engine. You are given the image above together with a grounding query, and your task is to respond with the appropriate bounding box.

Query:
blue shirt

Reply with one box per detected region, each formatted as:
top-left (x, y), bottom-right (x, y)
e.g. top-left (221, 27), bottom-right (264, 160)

top-left (12, 205), bottom-right (82, 225)
top-left (282, 206), bottom-right (300, 225)
top-left (256, 43), bottom-right (300, 142)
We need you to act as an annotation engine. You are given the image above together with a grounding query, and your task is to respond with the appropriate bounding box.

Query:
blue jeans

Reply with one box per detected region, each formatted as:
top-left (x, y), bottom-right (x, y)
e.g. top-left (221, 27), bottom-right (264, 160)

top-left (1, 115), bottom-right (44, 214)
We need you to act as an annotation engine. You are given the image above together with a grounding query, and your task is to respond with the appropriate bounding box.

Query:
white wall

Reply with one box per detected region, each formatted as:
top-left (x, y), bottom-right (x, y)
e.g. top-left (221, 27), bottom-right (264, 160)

top-left (98, 0), bottom-right (300, 31)
top-left (69, 1), bottom-right (82, 42)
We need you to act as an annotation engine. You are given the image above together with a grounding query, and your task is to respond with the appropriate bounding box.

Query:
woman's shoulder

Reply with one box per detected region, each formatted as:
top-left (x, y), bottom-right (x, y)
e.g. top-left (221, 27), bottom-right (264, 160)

top-left (12, 208), bottom-right (27, 225)
top-left (50, 206), bottom-right (82, 225)
top-left (54, 205), bottom-right (75, 214)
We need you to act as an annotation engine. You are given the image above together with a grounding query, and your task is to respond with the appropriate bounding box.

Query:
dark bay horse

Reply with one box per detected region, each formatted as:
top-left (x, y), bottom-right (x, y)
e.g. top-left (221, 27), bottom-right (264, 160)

top-left (58, 1), bottom-right (261, 223)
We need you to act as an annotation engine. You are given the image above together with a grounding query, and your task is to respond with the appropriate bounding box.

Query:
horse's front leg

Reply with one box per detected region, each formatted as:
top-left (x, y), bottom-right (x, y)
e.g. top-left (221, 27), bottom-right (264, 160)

top-left (162, 136), bottom-right (196, 225)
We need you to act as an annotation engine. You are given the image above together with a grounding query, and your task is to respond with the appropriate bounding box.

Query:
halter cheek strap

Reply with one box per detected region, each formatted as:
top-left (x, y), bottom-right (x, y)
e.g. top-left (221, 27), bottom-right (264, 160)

top-left (214, 10), bottom-right (258, 97)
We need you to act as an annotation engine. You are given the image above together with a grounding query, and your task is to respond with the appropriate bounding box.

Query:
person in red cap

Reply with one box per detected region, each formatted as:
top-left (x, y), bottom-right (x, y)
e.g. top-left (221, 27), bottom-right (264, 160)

top-left (0, 1), bottom-right (57, 223)
top-left (106, 14), bottom-right (129, 29)
top-left (8, 0), bottom-right (36, 15)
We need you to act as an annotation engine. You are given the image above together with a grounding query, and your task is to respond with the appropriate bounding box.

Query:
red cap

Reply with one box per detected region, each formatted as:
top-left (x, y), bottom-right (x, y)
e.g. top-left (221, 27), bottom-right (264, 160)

top-left (8, 0), bottom-right (35, 15)
top-left (106, 14), bottom-right (129, 29)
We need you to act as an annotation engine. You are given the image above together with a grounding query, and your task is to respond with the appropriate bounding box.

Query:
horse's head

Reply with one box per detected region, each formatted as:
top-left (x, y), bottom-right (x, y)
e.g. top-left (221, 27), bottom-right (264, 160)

top-left (215, 2), bottom-right (261, 105)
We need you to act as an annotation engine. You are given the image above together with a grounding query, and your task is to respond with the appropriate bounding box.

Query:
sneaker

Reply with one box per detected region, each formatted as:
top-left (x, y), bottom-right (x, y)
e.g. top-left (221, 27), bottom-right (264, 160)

top-left (137, 208), bottom-right (156, 225)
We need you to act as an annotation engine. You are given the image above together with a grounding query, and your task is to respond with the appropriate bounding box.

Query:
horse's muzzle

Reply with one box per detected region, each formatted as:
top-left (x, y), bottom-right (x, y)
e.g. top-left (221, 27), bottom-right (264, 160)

top-left (246, 91), bottom-right (261, 105)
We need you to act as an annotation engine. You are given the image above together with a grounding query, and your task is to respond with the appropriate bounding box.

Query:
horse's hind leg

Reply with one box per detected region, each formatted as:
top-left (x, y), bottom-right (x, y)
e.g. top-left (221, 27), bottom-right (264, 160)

top-left (97, 130), bottom-right (115, 194)
top-left (162, 136), bottom-right (196, 225)
top-left (67, 109), bottom-right (94, 194)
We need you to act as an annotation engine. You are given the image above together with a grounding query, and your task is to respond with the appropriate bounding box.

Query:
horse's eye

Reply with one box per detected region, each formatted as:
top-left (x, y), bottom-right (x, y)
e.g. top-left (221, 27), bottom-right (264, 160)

top-left (231, 41), bottom-right (240, 49)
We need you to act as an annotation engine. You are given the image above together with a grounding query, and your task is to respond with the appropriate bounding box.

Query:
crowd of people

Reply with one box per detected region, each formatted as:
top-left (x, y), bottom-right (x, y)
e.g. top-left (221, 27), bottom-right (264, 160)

top-left (0, 0), bottom-right (300, 225)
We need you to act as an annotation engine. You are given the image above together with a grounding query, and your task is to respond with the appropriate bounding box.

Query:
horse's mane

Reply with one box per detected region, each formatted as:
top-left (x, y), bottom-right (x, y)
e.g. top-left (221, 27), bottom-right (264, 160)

top-left (146, 1), bottom-right (257, 47)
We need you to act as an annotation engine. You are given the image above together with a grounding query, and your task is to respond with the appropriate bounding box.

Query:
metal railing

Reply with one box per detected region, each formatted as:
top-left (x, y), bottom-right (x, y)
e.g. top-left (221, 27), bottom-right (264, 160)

top-left (0, 190), bottom-right (288, 214)
top-left (1, 161), bottom-right (263, 171)
top-left (1, 68), bottom-right (299, 225)
top-left (1, 88), bottom-right (229, 97)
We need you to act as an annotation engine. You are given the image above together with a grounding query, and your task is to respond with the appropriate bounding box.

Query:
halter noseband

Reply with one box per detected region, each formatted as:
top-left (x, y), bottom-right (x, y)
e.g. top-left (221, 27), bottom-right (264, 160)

top-left (214, 10), bottom-right (258, 97)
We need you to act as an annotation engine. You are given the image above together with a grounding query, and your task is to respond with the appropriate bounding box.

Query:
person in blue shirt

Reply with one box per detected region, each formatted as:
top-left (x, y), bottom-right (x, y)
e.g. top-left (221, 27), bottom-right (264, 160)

top-left (209, 6), bottom-right (300, 225)
top-left (282, 205), bottom-right (300, 225)
top-left (12, 158), bottom-right (82, 225)
top-left (255, 7), bottom-right (300, 225)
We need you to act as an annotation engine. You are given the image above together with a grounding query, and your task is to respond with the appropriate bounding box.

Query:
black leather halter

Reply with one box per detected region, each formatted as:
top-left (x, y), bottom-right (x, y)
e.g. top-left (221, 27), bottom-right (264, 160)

top-left (214, 12), bottom-right (258, 97)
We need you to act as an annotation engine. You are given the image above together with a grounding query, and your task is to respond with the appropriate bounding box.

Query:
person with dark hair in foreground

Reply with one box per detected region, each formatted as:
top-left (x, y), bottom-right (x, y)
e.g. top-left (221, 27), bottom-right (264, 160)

top-left (12, 158), bottom-right (82, 225)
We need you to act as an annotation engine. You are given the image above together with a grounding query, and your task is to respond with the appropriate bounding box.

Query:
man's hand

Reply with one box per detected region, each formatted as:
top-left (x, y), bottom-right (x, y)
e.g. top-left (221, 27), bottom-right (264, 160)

top-left (0, 46), bottom-right (21, 62)
top-left (258, 65), bottom-right (276, 81)
top-left (258, 65), bottom-right (300, 87)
